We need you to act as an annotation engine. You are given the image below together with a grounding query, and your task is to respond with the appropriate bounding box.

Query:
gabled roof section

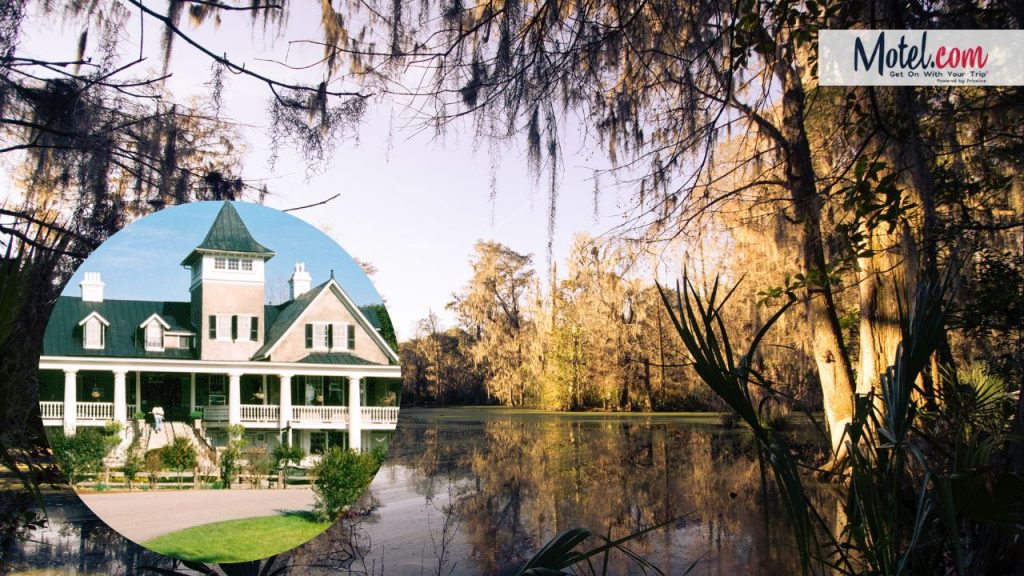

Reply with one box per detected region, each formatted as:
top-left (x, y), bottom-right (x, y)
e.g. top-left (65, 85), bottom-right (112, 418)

top-left (139, 313), bottom-right (171, 329)
top-left (253, 279), bottom-right (399, 364)
top-left (181, 201), bottom-right (275, 265)
top-left (78, 311), bottom-right (109, 327)
top-left (45, 297), bottom-right (195, 359)
top-left (253, 282), bottom-right (329, 359)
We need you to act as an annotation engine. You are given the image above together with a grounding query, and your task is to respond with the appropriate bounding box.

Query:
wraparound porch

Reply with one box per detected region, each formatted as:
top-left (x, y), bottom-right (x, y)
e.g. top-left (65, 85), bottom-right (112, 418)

top-left (38, 356), bottom-right (402, 452)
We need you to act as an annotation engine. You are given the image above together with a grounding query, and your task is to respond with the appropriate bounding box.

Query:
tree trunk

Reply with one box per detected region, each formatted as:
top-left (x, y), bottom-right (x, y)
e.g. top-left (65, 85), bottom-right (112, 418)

top-left (779, 52), bottom-right (857, 457)
top-left (856, 223), bottom-right (909, 402)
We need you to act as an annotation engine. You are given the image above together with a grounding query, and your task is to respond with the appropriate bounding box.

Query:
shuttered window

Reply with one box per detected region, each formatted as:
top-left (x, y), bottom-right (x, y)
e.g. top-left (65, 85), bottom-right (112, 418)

top-left (216, 315), bottom-right (231, 341)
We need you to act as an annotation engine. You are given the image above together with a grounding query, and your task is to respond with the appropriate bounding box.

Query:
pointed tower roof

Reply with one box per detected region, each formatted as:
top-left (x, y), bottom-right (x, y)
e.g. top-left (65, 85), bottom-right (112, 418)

top-left (181, 202), bottom-right (275, 265)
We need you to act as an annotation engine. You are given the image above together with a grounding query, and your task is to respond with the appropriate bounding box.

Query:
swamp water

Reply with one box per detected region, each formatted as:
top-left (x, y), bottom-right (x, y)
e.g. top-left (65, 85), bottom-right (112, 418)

top-left (4, 408), bottom-right (824, 574)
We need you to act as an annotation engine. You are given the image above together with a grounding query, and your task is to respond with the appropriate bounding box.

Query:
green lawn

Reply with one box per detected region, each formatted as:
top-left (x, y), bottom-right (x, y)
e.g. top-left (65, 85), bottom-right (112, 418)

top-left (142, 512), bottom-right (331, 563)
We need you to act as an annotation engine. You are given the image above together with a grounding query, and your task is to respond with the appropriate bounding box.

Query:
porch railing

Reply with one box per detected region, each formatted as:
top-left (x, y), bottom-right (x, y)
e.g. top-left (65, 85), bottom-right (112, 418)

top-left (362, 406), bottom-right (400, 425)
top-left (292, 405), bottom-right (348, 424)
top-left (40, 401), bottom-right (63, 420)
top-left (240, 404), bottom-right (279, 423)
top-left (77, 402), bottom-right (113, 420)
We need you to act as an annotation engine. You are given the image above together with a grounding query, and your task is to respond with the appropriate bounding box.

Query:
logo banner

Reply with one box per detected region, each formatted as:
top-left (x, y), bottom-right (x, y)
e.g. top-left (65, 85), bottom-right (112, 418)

top-left (819, 30), bottom-right (1024, 86)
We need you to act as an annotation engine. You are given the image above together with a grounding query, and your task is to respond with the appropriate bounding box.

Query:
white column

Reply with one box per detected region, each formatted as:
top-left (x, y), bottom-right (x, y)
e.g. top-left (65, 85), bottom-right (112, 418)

top-left (189, 373), bottom-right (196, 413)
top-left (348, 376), bottom-right (362, 452)
top-left (134, 372), bottom-right (141, 414)
top-left (228, 371), bottom-right (242, 425)
top-left (279, 373), bottom-right (292, 433)
top-left (113, 370), bottom-right (127, 425)
top-left (63, 369), bottom-right (78, 434)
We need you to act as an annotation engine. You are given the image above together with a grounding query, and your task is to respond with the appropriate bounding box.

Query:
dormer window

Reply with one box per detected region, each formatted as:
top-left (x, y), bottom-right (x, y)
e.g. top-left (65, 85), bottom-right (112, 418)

top-left (145, 323), bottom-right (163, 350)
top-left (139, 314), bottom-right (171, 351)
top-left (78, 312), bottom-right (110, 350)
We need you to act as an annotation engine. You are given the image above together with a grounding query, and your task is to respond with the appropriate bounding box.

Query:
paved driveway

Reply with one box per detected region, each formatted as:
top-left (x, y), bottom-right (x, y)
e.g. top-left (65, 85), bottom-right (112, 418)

top-left (79, 488), bottom-right (317, 542)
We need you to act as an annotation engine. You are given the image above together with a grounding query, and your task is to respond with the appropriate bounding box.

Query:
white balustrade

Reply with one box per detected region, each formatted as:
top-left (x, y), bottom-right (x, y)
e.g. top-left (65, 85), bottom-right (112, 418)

top-left (76, 402), bottom-right (113, 421)
top-left (292, 405), bottom-right (348, 424)
top-left (40, 401), bottom-right (64, 420)
top-left (240, 404), bottom-right (279, 422)
top-left (363, 406), bottom-right (400, 424)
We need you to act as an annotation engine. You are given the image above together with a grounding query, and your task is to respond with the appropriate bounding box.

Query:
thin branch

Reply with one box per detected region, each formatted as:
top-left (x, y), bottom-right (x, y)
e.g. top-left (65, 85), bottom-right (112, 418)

top-left (282, 193), bottom-right (341, 212)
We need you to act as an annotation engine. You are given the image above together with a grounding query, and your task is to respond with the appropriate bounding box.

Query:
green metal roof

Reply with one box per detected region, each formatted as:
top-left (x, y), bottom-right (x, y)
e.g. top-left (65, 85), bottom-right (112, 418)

top-left (296, 352), bottom-right (380, 365)
top-left (44, 297), bottom-right (197, 359)
top-left (44, 288), bottom-right (391, 363)
top-left (181, 201), bottom-right (274, 265)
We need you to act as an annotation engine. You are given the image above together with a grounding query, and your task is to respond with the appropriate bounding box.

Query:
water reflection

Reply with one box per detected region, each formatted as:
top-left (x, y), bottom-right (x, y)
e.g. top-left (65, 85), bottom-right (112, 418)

top-left (5, 409), bottom-right (823, 575)
top-left (353, 409), bottom-right (819, 575)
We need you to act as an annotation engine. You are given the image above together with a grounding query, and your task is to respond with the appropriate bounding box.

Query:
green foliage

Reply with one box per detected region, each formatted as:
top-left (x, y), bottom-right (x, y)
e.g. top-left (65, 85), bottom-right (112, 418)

top-left (219, 424), bottom-right (247, 488)
top-left (161, 437), bottom-right (198, 488)
top-left (273, 442), bottom-right (305, 468)
top-left (133, 410), bottom-right (146, 420)
top-left (46, 428), bottom-right (118, 487)
top-left (661, 271), bottom-right (1023, 575)
top-left (311, 447), bottom-right (385, 521)
top-left (189, 410), bottom-right (204, 421)
top-left (144, 450), bottom-right (163, 486)
top-left (245, 447), bottom-right (273, 488)
top-left (122, 450), bottom-right (142, 491)
top-left (361, 303), bottom-right (399, 352)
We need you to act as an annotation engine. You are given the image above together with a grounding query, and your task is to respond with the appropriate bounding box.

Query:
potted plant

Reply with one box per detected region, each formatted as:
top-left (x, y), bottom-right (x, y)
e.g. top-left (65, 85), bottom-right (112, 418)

top-left (189, 410), bottom-right (203, 429)
top-left (133, 410), bottom-right (146, 434)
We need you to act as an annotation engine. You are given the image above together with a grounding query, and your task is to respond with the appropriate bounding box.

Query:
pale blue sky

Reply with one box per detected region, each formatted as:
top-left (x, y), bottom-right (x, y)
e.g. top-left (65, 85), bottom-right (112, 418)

top-left (13, 2), bottom-right (641, 339)
top-left (65, 202), bottom-right (383, 306)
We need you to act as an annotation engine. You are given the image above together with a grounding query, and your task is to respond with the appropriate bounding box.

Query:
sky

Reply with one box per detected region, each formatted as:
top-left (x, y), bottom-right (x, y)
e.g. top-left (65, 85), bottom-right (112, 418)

top-left (64, 201), bottom-right (384, 306)
top-left (11, 1), bottom-right (645, 340)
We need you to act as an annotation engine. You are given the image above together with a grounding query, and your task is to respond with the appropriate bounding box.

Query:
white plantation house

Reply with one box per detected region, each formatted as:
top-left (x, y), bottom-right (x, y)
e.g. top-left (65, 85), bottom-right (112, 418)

top-left (38, 202), bottom-right (401, 460)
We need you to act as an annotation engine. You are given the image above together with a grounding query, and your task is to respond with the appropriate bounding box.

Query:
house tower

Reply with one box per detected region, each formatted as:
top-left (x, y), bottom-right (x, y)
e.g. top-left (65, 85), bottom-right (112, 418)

top-left (181, 202), bottom-right (275, 360)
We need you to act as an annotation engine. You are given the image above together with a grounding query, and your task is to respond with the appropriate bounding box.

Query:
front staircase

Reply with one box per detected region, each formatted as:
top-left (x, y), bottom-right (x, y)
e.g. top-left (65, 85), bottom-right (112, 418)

top-left (144, 421), bottom-right (217, 468)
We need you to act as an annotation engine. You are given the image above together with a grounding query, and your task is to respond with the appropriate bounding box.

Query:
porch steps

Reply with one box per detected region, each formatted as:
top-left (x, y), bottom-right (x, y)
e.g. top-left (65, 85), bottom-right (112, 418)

top-left (144, 421), bottom-right (216, 469)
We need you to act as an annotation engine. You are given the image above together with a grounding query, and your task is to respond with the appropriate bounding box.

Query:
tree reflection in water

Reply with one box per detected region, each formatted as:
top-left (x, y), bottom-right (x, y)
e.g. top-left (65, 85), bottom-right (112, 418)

top-left (5, 409), bottom-right (826, 575)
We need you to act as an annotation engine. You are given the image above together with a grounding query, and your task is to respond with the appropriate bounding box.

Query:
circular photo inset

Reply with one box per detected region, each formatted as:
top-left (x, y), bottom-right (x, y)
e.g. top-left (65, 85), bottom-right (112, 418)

top-left (37, 201), bottom-right (401, 562)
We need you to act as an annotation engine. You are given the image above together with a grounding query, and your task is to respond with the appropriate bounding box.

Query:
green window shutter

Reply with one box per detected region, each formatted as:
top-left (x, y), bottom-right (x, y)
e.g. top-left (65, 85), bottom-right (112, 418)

top-left (305, 324), bottom-right (313, 349)
top-left (231, 315), bottom-right (238, 340)
top-left (327, 323), bottom-right (334, 349)
top-left (347, 324), bottom-right (356, 349)
top-left (251, 316), bottom-right (259, 341)
top-left (209, 315), bottom-right (216, 339)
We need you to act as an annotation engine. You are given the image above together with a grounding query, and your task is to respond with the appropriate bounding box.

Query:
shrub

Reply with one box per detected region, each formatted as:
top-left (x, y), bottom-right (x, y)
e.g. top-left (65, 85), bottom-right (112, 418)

top-left (122, 450), bottom-right (142, 491)
top-left (46, 428), bottom-right (119, 487)
top-left (161, 437), bottom-right (198, 488)
top-left (133, 410), bottom-right (145, 420)
top-left (311, 447), bottom-right (385, 521)
top-left (219, 425), bottom-right (247, 488)
top-left (189, 410), bottom-right (204, 421)
top-left (144, 449), bottom-right (163, 487)
top-left (245, 447), bottom-right (273, 489)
